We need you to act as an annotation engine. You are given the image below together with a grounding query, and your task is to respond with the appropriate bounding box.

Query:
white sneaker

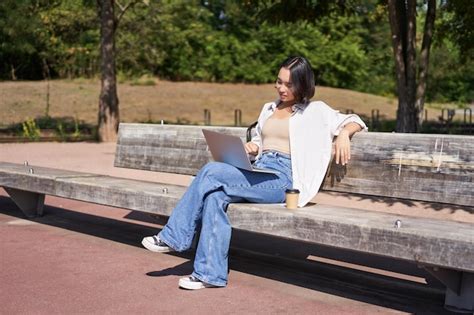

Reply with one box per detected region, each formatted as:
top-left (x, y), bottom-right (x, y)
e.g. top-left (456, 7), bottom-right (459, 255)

top-left (178, 276), bottom-right (218, 290)
top-left (141, 235), bottom-right (174, 253)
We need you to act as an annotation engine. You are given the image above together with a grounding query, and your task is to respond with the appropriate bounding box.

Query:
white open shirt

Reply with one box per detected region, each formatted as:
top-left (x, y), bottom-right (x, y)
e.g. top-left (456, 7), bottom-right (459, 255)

top-left (251, 100), bottom-right (368, 207)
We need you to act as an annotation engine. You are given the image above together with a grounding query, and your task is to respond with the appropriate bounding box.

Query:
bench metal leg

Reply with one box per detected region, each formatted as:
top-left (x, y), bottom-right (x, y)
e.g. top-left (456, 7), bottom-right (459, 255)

top-left (3, 187), bottom-right (45, 218)
top-left (445, 272), bottom-right (474, 313)
top-left (425, 266), bottom-right (474, 313)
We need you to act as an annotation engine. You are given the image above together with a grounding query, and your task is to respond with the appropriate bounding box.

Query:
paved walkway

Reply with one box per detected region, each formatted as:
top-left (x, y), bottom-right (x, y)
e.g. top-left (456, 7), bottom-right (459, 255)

top-left (1, 142), bottom-right (469, 314)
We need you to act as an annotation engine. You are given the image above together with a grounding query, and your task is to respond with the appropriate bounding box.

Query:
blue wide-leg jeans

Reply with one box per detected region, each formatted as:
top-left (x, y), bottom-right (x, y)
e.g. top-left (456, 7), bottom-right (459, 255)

top-left (157, 151), bottom-right (293, 287)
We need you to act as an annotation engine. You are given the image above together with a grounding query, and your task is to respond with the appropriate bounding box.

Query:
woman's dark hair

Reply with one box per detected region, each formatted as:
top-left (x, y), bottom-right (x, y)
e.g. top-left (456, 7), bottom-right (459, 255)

top-left (279, 56), bottom-right (315, 104)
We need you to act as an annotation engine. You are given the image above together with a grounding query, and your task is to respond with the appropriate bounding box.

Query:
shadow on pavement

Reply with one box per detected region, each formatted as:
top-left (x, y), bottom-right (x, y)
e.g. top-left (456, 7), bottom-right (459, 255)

top-left (146, 262), bottom-right (193, 277)
top-left (0, 195), bottom-right (453, 314)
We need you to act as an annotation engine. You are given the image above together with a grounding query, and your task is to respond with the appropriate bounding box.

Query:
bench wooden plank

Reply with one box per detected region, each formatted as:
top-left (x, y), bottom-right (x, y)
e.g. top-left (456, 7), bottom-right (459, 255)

top-left (228, 203), bottom-right (474, 273)
top-left (54, 175), bottom-right (186, 215)
top-left (1, 162), bottom-right (472, 273)
top-left (0, 162), bottom-right (99, 195)
top-left (324, 132), bottom-right (473, 206)
top-left (114, 124), bottom-right (243, 174)
top-left (115, 123), bottom-right (473, 207)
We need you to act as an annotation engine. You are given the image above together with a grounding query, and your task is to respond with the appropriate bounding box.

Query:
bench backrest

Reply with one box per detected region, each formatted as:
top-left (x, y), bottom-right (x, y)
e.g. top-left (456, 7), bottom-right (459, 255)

top-left (115, 123), bottom-right (473, 207)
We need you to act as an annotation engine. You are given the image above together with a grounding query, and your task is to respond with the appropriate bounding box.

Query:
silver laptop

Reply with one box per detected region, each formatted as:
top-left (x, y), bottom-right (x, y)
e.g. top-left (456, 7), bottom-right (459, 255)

top-left (202, 129), bottom-right (279, 174)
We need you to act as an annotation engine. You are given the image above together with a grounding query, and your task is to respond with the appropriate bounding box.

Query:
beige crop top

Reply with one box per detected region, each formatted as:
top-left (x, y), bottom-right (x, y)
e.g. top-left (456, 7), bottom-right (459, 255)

top-left (261, 116), bottom-right (290, 155)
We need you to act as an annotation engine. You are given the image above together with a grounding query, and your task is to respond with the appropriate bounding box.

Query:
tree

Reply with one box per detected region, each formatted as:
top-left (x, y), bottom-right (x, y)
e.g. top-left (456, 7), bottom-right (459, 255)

top-left (0, 0), bottom-right (53, 80)
top-left (440, 0), bottom-right (474, 57)
top-left (242, 0), bottom-right (437, 132)
top-left (97, 0), bottom-right (142, 142)
top-left (387, 0), bottom-right (436, 132)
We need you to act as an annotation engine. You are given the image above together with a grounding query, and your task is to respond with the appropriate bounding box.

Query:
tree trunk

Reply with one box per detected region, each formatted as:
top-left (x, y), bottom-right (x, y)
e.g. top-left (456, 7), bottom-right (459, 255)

top-left (416, 0), bottom-right (436, 128)
top-left (98, 0), bottom-right (120, 142)
top-left (388, 0), bottom-right (419, 133)
top-left (42, 58), bottom-right (51, 117)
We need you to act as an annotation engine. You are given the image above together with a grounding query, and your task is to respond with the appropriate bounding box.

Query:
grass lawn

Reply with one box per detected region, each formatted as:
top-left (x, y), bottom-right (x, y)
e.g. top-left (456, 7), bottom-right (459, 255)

top-left (0, 79), bottom-right (448, 128)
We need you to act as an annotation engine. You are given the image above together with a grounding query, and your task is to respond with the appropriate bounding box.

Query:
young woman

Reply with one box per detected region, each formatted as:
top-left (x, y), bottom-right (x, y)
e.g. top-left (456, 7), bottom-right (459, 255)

top-left (142, 56), bottom-right (367, 290)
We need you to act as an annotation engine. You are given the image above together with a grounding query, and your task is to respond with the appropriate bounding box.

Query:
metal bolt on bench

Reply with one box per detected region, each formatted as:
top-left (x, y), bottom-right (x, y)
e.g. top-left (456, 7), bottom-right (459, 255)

top-left (394, 219), bottom-right (402, 228)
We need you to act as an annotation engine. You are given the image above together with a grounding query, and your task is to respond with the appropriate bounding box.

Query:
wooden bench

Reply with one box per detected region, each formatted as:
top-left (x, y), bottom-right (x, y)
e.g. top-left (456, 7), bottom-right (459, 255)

top-left (1, 123), bottom-right (473, 312)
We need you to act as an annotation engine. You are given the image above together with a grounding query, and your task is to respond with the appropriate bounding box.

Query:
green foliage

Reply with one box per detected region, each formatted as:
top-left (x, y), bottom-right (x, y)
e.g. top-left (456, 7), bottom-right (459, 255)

top-left (56, 121), bottom-right (67, 140)
top-left (0, 0), bottom-right (51, 79)
top-left (0, 0), bottom-right (98, 80)
top-left (426, 39), bottom-right (474, 103)
top-left (117, 1), bottom-right (369, 86)
top-left (428, 2), bottom-right (474, 103)
top-left (439, 0), bottom-right (474, 58)
top-left (354, 2), bottom-right (395, 96)
top-left (0, 0), bottom-right (472, 103)
top-left (72, 115), bottom-right (81, 138)
top-left (4, 115), bottom-right (94, 141)
top-left (22, 118), bottom-right (41, 140)
top-left (130, 77), bottom-right (157, 86)
top-left (38, 0), bottom-right (99, 78)
top-left (4, 116), bottom-right (97, 141)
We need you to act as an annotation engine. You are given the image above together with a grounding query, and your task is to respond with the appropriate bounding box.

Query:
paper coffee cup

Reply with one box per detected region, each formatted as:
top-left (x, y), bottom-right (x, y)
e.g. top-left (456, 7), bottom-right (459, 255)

top-left (285, 189), bottom-right (300, 209)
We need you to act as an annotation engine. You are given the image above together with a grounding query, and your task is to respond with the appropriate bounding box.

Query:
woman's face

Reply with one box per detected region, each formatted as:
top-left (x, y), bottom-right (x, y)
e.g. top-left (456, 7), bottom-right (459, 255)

top-left (275, 67), bottom-right (296, 104)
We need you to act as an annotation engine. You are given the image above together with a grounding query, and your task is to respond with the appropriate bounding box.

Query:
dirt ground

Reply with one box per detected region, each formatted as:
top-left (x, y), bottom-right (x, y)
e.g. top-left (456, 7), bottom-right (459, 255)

top-left (0, 79), bottom-right (445, 128)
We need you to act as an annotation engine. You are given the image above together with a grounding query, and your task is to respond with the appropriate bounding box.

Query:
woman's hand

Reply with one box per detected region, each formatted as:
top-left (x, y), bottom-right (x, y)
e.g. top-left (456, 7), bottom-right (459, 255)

top-left (334, 130), bottom-right (351, 165)
top-left (244, 142), bottom-right (259, 156)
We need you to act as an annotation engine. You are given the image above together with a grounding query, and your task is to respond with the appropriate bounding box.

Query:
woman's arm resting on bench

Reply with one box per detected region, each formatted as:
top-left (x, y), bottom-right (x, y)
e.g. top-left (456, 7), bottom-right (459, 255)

top-left (334, 122), bottom-right (363, 165)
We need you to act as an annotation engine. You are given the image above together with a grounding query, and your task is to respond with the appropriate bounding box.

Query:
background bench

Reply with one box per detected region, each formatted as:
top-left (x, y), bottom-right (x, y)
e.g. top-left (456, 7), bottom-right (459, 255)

top-left (1, 123), bottom-right (473, 312)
